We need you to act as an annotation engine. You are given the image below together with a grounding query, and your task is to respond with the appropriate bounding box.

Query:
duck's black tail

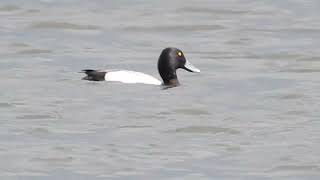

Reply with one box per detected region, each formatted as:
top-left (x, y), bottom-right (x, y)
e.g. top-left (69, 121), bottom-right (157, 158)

top-left (80, 69), bottom-right (106, 81)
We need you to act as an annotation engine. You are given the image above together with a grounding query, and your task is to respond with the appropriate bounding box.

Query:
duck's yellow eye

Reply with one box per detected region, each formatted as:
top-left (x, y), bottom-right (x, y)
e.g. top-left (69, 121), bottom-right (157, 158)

top-left (177, 52), bottom-right (182, 57)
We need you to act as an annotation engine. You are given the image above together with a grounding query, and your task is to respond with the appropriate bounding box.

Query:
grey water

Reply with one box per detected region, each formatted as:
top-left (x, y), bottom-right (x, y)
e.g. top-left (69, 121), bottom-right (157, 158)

top-left (1, 0), bottom-right (320, 179)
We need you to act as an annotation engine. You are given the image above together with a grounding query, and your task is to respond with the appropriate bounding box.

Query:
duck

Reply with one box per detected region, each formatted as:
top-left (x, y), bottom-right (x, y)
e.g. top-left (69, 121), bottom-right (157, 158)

top-left (81, 47), bottom-right (200, 87)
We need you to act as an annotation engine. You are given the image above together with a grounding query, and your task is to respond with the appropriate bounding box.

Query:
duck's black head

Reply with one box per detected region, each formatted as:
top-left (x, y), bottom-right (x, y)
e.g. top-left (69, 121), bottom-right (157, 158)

top-left (157, 47), bottom-right (200, 87)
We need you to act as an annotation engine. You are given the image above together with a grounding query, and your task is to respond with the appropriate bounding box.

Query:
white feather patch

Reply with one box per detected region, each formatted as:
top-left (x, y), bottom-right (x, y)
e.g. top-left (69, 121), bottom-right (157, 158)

top-left (104, 70), bottom-right (162, 85)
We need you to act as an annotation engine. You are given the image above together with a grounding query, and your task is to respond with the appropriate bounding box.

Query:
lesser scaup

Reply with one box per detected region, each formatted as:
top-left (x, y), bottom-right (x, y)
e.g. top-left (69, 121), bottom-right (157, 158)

top-left (81, 47), bottom-right (200, 87)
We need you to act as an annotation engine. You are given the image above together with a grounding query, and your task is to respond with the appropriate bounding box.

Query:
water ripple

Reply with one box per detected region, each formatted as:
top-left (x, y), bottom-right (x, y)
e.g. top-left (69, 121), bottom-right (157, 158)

top-left (17, 49), bottom-right (52, 55)
top-left (173, 108), bottom-right (211, 115)
top-left (169, 126), bottom-right (240, 135)
top-left (0, 103), bottom-right (13, 108)
top-left (16, 114), bottom-right (55, 120)
top-left (268, 164), bottom-right (320, 173)
top-left (0, 5), bottom-right (20, 12)
top-left (122, 24), bottom-right (225, 32)
top-left (30, 21), bottom-right (101, 30)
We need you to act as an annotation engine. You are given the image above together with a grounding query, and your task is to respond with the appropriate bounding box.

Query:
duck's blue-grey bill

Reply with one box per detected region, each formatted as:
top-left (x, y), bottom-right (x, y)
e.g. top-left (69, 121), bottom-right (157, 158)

top-left (184, 60), bottom-right (200, 73)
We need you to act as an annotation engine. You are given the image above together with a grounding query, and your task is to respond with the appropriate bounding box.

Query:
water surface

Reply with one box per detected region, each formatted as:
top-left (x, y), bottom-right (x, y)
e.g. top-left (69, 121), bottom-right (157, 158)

top-left (1, 0), bottom-right (320, 179)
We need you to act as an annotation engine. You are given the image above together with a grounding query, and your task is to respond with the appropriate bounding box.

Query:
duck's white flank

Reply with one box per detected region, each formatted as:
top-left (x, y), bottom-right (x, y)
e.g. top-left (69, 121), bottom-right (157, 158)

top-left (104, 70), bottom-right (162, 85)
